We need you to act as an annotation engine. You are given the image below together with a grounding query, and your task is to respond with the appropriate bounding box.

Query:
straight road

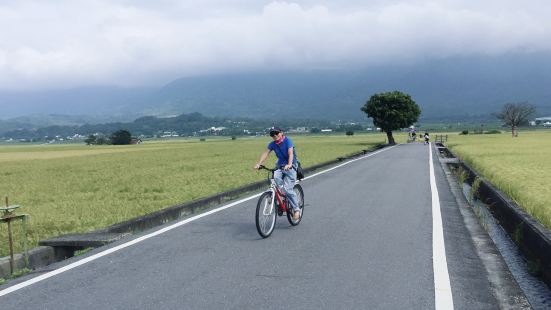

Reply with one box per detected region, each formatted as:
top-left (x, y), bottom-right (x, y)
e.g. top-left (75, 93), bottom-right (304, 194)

top-left (0, 143), bottom-right (518, 309)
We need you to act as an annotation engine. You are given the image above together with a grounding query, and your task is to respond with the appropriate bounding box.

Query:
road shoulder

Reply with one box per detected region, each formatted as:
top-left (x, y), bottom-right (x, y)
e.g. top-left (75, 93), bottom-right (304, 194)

top-left (431, 144), bottom-right (531, 309)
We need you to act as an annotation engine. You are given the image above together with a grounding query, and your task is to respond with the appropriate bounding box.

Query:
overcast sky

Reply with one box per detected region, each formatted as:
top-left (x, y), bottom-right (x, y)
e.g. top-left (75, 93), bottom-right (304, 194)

top-left (1, 0), bottom-right (551, 90)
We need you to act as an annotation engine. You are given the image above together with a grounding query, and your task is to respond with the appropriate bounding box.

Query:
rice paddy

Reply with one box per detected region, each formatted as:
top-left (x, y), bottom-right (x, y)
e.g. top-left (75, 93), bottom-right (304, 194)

top-left (447, 130), bottom-right (551, 230)
top-left (0, 134), bottom-right (386, 256)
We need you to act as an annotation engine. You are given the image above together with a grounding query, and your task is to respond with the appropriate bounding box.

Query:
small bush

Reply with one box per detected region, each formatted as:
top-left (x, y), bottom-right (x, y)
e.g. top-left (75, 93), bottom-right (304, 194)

top-left (96, 136), bottom-right (110, 145)
top-left (471, 177), bottom-right (481, 201)
top-left (231, 136), bottom-right (237, 140)
top-left (484, 130), bottom-right (501, 134)
top-left (74, 247), bottom-right (93, 256)
top-left (4, 268), bottom-right (31, 280)
top-left (345, 131), bottom-right (354, 136)
top-left (459, 130), bottom-right (469, 135)
top-left (199, 138), bottom-right (206, 142)
top-left (456, 167), bottom-right (469, 184)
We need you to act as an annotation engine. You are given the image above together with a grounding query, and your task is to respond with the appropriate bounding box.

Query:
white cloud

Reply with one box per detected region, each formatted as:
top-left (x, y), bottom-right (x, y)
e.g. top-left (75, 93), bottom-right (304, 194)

top-left (1, 0), bottom-right (551, 90)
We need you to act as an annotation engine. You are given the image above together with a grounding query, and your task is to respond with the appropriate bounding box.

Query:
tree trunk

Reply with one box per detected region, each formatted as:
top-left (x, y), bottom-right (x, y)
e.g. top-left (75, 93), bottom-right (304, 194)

top-left (511, 126), bottom-right (517, 137)
top-left (386, 131), bottom-right (395, 145)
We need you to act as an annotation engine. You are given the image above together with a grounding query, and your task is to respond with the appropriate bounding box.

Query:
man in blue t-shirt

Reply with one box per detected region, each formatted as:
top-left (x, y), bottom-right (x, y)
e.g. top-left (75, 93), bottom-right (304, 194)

top-left (254, 127), bottom-right (300, 220)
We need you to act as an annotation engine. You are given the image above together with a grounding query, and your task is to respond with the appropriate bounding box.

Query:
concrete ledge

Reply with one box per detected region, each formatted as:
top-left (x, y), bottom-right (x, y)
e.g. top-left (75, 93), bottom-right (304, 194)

top-left (441, 145), bottom-right (551, 288)
top-left (1, 246), bottom-right (55, 278)
top-left (40, 233), bottom-right (131, 248)
top-left (1, 144), bottom-right (386, 279)
top-left (477, 175), bottom-right (551, 286)
top-left (440, 158), bottom-right (460, 164)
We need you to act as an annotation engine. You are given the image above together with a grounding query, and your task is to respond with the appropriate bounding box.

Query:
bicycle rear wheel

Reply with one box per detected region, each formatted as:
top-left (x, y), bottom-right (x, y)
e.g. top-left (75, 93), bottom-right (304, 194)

top-left (256, 191), bottom-right (277, 238)
top-left (287, 184), bottom-right (304, 226)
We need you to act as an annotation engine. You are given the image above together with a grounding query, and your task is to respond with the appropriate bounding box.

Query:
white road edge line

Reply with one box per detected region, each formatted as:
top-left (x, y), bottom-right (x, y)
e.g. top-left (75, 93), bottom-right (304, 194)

top-left (429, 142), bottom-right (454, 310)
top-left (0, 144), bottom-right (397, 298)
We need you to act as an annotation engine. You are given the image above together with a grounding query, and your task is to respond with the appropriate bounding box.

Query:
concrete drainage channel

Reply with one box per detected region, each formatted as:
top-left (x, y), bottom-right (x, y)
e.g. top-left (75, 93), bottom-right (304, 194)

top-left (0, 145), bottom-right (385, 280)
top-left (436, 142), bottom-right (551, 308)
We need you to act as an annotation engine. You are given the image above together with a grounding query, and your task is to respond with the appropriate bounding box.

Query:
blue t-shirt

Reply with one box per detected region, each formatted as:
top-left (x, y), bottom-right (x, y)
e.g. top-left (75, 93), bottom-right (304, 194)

top-left (268, 136), bottom-right (298, 167)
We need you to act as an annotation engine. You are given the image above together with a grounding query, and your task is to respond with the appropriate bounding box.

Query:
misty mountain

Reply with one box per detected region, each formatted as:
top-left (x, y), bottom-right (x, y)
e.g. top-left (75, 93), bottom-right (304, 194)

top-left (0, 114), bottom-right (114, 136)
top-left (144, 53), bottom-right (551, 121)
top-left (1, 53), bottom-right (550, 127)
top-left (0, 86), bottom-right (154, 120)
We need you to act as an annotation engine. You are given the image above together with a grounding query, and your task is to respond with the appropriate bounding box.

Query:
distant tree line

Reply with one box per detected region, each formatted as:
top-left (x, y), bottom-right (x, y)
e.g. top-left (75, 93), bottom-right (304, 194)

top-left (1, 112), bottom-right (352, 141)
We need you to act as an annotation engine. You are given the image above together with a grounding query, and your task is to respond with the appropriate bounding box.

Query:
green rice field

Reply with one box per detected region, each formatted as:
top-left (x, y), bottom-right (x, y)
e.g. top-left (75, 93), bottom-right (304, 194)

top-left (446, 130), bottom-right (551, 230)
top-left (0, 134), bottom-right (388, 257)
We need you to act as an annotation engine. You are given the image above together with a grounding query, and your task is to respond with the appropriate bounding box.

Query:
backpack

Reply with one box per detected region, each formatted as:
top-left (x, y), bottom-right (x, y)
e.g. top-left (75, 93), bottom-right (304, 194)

top-left (295, 161), bottom-right (305, 180)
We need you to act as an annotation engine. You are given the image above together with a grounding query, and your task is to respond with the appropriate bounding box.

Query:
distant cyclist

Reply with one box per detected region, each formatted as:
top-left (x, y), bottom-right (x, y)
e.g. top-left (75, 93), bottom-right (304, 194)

top-left (254, 127), bottom-right (301, 220)
top-left (409, 129), bottom-right (417, 142)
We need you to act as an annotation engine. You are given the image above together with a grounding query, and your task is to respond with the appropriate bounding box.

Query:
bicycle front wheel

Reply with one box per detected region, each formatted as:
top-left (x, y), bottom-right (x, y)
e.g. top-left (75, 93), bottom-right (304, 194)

top-left (287, 184), bottom-right (304, 226)
top-left (256, 191), bottom-right (277, 238)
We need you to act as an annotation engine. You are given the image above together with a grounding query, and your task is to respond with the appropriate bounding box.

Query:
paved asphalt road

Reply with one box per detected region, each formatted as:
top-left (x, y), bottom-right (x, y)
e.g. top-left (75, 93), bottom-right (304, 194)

top-left (0, 143), bottom-right (522, 309)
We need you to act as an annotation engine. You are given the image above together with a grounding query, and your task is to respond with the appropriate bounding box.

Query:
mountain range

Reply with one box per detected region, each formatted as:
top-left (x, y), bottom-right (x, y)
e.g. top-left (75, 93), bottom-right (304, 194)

top-left (1, 52), bottom-right (550, 132)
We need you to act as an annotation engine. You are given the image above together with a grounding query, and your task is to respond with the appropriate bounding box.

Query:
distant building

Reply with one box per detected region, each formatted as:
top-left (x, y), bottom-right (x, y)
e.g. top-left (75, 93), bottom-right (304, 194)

top-left (289, 127), bottom-right (308, 133)
top-left (321, 129), bottom-right (333, 132)
top-left (161, 131), bottom-right (179, 137)
top-left (130, 138), bottom-right (142, 144)
top-left (199, 127), bottom-right (226, 135)
top-left (535, 117), bottom-right (551, 126)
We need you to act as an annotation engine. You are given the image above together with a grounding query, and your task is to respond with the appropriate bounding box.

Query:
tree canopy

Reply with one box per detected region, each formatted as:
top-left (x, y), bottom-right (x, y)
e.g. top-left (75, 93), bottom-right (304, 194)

top-left (361, 91), bottom-right (420, 145)
top-left (110, 129), bottom-right (132, 145)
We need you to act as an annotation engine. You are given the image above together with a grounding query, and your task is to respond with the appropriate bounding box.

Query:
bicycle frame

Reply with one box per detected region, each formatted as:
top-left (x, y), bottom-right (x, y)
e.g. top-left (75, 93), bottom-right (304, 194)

top-left (259, 166), bottom-right (295, 215)
top-left (255, 165), bottom-right (304, 238)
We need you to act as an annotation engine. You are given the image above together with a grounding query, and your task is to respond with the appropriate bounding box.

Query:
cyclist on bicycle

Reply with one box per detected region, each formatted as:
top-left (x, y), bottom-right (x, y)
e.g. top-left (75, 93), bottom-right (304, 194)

top-left (254, 127), bottom-right (301, 220)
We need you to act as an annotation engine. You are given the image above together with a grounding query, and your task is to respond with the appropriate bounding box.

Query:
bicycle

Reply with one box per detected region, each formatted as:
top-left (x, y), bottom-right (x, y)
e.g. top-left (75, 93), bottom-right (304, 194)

top-left (255, 165), bottom-right (304, 238)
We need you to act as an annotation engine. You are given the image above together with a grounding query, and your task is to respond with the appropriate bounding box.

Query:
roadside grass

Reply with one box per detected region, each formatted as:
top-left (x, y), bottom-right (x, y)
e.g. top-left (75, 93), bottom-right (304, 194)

top-left (74, 247), bottom-right (93, 256)
top-left (0, 267), bottom-right (31, 286)
top-left (447, 130), bottom-right (551, 230)
top-left (0, 134), bottom-right (385, 256)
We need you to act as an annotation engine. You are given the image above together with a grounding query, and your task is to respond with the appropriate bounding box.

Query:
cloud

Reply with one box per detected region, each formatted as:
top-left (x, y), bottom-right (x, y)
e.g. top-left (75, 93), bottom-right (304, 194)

top-left (1, 0), bottom-right (551, 90)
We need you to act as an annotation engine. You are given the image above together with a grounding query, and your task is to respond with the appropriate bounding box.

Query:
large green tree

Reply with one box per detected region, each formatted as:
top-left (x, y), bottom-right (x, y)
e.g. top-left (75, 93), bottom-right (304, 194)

top-left (110, 129), bottom-right (132, 145)
top-left (361, 91), bottom-right (421, 145)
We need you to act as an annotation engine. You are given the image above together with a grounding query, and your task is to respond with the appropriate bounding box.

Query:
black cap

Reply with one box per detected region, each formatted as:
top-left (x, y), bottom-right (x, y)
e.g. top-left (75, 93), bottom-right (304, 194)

top-left (269, 126), bottom-right (282, 135)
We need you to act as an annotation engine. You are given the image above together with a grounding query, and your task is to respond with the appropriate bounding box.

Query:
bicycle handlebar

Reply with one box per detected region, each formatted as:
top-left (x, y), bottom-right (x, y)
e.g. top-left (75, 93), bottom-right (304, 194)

top-left (257, 165), bottom-right (287, 172)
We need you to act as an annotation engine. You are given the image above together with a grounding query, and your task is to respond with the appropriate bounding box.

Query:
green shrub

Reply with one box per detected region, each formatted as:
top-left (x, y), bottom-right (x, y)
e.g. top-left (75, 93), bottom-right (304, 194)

top-left (471, 177), bottom-right (481, 201)
top-left (74, 247), bottom-right (93, 256)
top-left (460, 130), bottom-right (469, 135)
top-left (484, 130), bottom-right (501, 134)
